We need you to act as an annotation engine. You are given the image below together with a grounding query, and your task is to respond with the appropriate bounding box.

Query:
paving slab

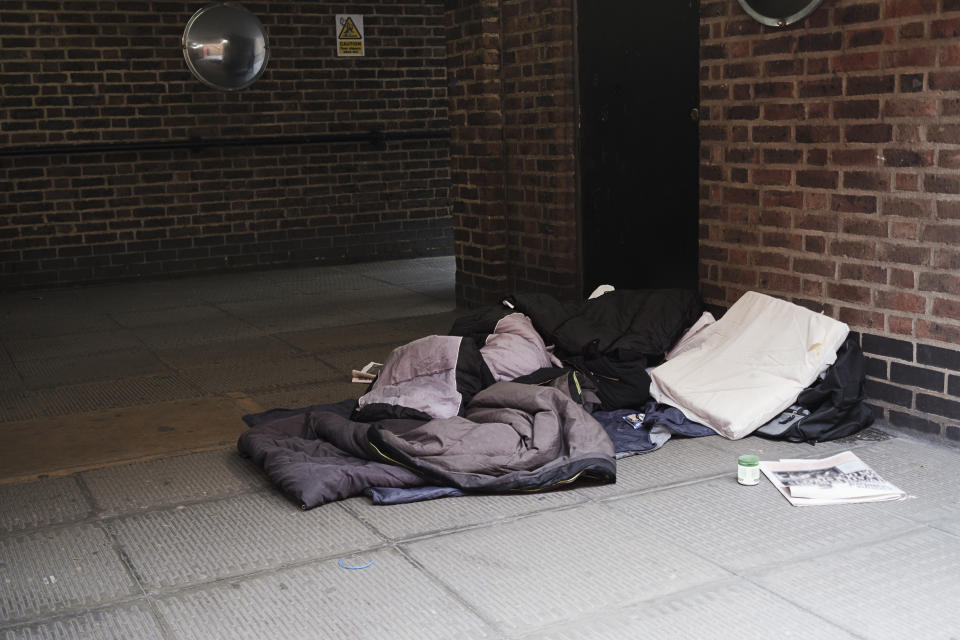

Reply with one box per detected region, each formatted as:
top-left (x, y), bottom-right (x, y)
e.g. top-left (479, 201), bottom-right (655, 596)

top-left (4, 330), bottom-right (143, 363)
top-left (350, 291), bottom-right (455, 322)
top-left (571, 437), bottom-right (734, 500)
top-left (342, 257), bottom-right (455, 285)
top-left (108, 493), bottom-right (383, 590)
top-left (80, 449), bottom-right (267, 516)
top-left (216, 298), bottom-right (374, 334)
top-left (0, 312), bottom-right (118, 341)
top-left (108, 304), bottom-right (235, 329)
top-left (602, 466), bottom-right (921, 573)
top-left (0, 601), bottom-right (165, 640)
top-left (340, 490), bottom-right (587, 541)
top-left (839, 438), bottom-right (960, 535)
top-left (0, 477), bottom-right (92, 533)
top-left (263, 267), bottom-right (409, 295)
top-left (155, 547), bottom-right (493, 640)
top-left (156, 335), bottom-right (301, 369)
top-left (131, 316), bottom-right (265, 350)
top-left (757, 527), bottom-right (960, 640)
top-left (519, 578), bottom-right (857, 640)
top-left (275, 321), bottom-right (419, 354)
top-left (402, 503), bottom-right (729, 637)
top-left (0, 524), bottom-right (138, 624)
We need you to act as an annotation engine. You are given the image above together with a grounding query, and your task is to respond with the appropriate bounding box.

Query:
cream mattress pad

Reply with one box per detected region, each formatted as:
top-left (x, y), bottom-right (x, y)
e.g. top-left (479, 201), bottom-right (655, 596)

top-left (649, 291), bottom-right (849, 439)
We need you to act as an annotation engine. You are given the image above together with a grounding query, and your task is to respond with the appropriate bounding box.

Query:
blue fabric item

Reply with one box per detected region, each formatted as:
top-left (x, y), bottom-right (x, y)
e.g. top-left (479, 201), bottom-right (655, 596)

top-left (364, 486), bottom-right (465, 505)
top-left (593, 402), bottom-right (714, 456)
top-left (643, 402), bottom-right (716, 437)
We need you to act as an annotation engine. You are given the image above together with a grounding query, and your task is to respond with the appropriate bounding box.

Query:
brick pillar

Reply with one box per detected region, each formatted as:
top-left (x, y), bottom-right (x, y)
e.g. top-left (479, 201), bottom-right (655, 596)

top-left (446, 0), bottom-right (509, 307)
top-left (446, 0), bottom-right (579, 308)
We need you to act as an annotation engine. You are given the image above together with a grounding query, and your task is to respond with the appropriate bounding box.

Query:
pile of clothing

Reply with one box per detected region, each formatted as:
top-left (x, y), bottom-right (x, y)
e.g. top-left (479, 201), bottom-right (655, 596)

top-left (238, 289), bottom-right (873, 509)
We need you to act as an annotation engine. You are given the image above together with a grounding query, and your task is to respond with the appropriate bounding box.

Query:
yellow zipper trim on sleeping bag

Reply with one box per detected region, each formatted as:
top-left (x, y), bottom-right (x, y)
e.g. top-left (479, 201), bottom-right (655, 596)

top-left (367, 439), bottom-right (422, 474)
top-left (510, 469), bottom-right (587, 493)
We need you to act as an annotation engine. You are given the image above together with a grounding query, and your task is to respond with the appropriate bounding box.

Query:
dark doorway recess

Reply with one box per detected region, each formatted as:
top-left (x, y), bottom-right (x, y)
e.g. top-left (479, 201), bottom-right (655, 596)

top-left (577, 0), bottom-right (700, 294)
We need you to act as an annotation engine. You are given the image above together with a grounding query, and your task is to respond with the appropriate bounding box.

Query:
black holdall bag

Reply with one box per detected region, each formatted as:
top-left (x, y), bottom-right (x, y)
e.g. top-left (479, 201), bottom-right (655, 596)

top-left (755, 336), bottom-right (875, 444)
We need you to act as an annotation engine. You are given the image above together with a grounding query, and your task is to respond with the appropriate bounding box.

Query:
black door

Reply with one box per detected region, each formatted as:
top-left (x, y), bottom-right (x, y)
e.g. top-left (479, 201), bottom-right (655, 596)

top-left (577, 0), bottom-right (700, 293)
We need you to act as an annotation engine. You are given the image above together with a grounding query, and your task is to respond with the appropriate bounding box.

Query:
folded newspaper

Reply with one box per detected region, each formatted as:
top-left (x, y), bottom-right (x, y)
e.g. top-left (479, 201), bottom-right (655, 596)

top-left (759, 451), bottom-right (906, 506)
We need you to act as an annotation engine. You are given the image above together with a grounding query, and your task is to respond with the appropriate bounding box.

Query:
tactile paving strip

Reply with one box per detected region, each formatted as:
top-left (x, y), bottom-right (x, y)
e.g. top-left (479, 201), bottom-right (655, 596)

top-left (155, 548), bottom-right (492, 640)
top-left (602, 472), bottom-right (920, 572)
top-left (108, 493), bottom-right (383, 590)
top-left (0, 477), bottom-right (92, 534)
top-left (0, 375), bottom-right (201, 422)
top-left (16, 349), bottom-right (167, 390)
top-left (176, 354), bottom-right (338, 394)
top-left (80, 450), bottom-right (267, 516)
top-left (0, 601), bottom-right (165, 640)
top-left (0, 524), bottom-right (139, 623)
top-left (341, 490), bottom-right (586, 541)
top-left (757, 527), bottom-right (960, 639)
top-left (522, 578), bottom-right (857, 640)
top-left (402, 503), bottom-right (728, 637)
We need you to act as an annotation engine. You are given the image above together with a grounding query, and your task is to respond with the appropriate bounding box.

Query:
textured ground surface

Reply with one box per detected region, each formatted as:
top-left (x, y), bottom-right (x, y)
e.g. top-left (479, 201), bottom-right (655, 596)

top-left (2, 257), bottom-right (959, 639)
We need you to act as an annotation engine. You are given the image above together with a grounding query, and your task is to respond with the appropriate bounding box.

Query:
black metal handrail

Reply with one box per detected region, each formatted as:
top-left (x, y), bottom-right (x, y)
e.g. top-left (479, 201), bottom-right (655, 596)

top-left (0, 129), bottom-right (450, 158)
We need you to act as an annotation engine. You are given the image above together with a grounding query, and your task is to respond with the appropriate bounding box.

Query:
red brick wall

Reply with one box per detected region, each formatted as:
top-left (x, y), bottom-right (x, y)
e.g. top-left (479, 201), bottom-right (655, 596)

top-left (446, 0), bottom-right (578, 307)
top-left (701, 0), bottom-right (960, 442)
top-left (0, 1), bottom-right (450, 289)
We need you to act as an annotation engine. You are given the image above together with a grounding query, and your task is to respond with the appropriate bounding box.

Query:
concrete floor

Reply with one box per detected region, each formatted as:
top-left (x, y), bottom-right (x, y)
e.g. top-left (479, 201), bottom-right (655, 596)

top-left (1, 256), bottom-right (959, 639)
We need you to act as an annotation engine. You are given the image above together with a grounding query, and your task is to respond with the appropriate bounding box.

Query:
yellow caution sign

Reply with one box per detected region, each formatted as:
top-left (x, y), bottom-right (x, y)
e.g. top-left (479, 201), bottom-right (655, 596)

top-left (336, 14), bottom-right (365, 57)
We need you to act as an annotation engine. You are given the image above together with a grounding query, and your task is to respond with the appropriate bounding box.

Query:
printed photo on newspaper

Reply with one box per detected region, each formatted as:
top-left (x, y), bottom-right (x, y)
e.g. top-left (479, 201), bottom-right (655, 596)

top-left (759, 451), bottom-right (906, 506)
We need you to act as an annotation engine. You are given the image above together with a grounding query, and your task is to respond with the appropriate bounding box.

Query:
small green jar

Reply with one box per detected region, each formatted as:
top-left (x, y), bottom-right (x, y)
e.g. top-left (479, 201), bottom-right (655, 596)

top-left (737, 454), bottom-right (760, 485)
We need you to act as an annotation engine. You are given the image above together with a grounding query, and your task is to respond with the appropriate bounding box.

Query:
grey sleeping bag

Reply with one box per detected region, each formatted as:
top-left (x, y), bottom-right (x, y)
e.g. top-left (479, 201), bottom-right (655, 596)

top-left (367, 381), bottom-right (616, 492)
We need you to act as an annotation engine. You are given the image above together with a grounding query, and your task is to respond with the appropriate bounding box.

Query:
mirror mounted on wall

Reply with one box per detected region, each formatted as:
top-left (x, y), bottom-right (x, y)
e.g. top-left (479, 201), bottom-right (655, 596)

top-left (736, 0), bottom-right (823, 27)
top-left (182, 2), bottom-right (269, 90)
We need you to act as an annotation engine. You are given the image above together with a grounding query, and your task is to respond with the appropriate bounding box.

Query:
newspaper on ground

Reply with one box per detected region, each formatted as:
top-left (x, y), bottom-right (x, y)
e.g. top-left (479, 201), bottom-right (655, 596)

top-left (759, 450), bottom-right (906, 506)
top-left (351, 361), bottom-right (383, 384)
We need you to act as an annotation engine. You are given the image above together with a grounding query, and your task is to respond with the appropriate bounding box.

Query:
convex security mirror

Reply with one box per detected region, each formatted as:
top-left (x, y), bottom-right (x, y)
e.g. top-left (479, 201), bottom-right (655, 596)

top-left (182, 2), bottom-right (269, 90)
top-left (736, 0), bottom-right (823, 27)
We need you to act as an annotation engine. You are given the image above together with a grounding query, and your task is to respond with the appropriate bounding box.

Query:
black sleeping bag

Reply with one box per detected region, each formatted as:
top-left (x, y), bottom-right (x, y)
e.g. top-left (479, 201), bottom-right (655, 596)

top-left (451, 289), bottom-right (702, 410)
